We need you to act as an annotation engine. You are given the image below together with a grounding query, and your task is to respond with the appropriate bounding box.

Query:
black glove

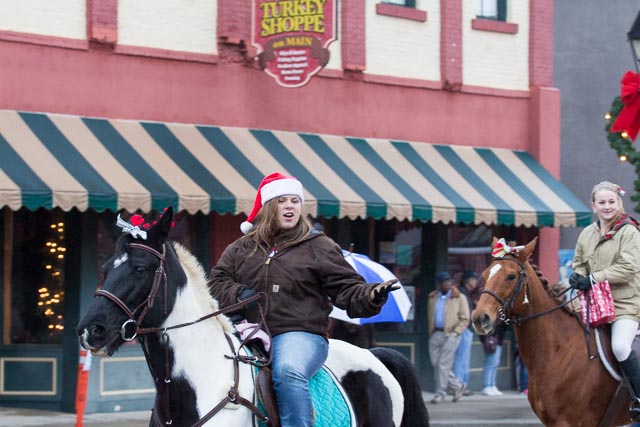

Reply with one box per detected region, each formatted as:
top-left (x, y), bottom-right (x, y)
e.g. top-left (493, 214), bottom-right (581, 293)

top-left (568, 272), bottom-right (581, 287)
top-left (371, 279), bottom-right (400, 304)
top-left (237, 287), bottom-right (259, 310)
top-left (228, 313), bottom-right (246, 325)
top-left (570, 273), bottom-right (592, 291)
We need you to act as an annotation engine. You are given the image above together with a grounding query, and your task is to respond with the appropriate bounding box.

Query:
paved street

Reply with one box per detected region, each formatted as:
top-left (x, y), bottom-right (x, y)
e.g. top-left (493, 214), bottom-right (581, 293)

top-left (0, 391), bottom-right (542, 427)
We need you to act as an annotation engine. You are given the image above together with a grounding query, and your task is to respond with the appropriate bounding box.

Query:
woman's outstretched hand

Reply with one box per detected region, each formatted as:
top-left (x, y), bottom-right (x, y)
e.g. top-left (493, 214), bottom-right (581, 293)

top-left (370, 279), bottom-right (400, 304)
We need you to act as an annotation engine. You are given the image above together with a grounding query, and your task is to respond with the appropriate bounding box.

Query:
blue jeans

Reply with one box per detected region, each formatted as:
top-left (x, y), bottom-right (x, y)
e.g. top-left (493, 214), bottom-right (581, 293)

top-left (483, 344), bottom-right (502, 388)
top-left (271, 331), bottom-right (328, 427)
top-left (515, 354), bottom-right (528, 391)
top-left (453, 329), bottom-right (473, 385)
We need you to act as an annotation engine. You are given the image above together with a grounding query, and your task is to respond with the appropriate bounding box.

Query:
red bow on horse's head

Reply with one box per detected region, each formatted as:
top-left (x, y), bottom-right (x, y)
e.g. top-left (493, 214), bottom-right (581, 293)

top-left (116, 208), bottom-right (176, 240)
top-left (491, 238), bottom-right (525, 258)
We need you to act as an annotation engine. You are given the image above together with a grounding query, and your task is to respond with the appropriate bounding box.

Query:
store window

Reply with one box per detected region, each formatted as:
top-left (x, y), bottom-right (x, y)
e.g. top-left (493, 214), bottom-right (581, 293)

top-left (374, 221), bottom-right (422, 334)
top-left (1, 208), bottom-right (195, 346)
top-left (447, 224), bottom-right (493, 281)
top-left (4, 208), bottom-right (67, 344)
top-left (317, 217), bottom-right (423, 335)
top-left (475, 0), bottom-right (507, 21)
top-left (382, 0), bottom-right (416, 7)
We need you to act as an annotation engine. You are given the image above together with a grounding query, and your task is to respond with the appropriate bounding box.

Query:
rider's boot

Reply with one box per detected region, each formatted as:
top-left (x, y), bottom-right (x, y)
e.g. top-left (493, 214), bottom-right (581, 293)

top-left (620, 350), bottom-right (640, 421)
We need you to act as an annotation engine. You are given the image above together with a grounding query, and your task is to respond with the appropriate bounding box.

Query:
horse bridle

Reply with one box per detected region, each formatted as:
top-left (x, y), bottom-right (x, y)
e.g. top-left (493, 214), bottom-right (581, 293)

top-left (95, 242), bottom-right (168, 341)
top-left (480, 256), bottom-right (528, 324)
top-left (93, 241), bottom-right (272, 427)
top-left (481, 255), bottom-right (576, 325)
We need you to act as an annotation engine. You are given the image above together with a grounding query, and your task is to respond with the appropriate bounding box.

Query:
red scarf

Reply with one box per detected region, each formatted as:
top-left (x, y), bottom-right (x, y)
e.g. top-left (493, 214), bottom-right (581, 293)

top-left (600, 214), bottom-right (640, 241)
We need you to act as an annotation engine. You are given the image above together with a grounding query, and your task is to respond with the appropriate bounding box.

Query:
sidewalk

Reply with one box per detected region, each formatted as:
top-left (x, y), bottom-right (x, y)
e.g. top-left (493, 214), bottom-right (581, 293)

top-left (423, 391), bottom-right (542, 427)
top-left (0, 391), bottom-right (542, 427)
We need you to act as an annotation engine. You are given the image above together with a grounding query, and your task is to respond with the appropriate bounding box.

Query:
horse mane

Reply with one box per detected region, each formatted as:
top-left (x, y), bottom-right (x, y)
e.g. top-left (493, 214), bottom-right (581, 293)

top-left (528, 261), bottom-right (570, 306)
top-left (171, 242), bottom-right (234, 334)
top-left (529, 262), bottom-right (549, 289)
top-left (111, 234), bottom-right (234, 333)
top-left (114, 234), bottom-right (130, 258)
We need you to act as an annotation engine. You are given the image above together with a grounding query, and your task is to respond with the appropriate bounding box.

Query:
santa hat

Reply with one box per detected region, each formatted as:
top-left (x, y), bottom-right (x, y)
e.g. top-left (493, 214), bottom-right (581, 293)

top-left (240, 172), bottom-right (304, 234)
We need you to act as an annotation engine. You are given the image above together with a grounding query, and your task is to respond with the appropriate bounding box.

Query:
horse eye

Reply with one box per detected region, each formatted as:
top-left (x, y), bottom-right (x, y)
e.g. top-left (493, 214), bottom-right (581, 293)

top-left (507, 273), bottom-right (517, 281)
top-left (135, 266), bottom-right (146, 274)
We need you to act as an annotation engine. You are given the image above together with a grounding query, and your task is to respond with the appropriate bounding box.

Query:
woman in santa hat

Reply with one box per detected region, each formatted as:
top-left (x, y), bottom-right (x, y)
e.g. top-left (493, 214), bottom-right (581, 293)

top-left (209, 172), bottom-right (398, 427)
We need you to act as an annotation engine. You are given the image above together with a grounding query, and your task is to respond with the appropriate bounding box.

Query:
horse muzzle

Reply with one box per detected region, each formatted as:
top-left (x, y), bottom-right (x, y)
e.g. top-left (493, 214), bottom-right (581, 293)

top-left (78, 327), bottom-right (117, 357)
top-left (471, 311), bottom-right (495, 336)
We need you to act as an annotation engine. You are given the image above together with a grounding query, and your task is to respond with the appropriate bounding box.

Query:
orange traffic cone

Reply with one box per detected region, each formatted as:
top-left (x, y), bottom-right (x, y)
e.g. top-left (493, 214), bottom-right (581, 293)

top-left (75, 347), bottom-right (92, 427)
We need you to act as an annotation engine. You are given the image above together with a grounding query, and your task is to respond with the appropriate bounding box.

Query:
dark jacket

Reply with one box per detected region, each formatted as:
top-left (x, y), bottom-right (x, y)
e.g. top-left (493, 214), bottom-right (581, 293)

top-left (209, 232), bottom-right (383, 338)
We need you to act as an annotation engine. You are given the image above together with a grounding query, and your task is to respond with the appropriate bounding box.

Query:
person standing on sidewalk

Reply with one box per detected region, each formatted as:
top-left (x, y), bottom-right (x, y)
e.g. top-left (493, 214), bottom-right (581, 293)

top-left (452, 270), bottom-right (481, 396)
top-left (480, 323), bottom-right (506, 396)
top-left (428, 271), bottom-right (470, 403)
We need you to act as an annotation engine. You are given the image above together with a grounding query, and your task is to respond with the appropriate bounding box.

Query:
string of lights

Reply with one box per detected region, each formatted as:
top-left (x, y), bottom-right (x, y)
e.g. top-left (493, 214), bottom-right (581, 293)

top-left (38, 221), bottom-right (65, 333)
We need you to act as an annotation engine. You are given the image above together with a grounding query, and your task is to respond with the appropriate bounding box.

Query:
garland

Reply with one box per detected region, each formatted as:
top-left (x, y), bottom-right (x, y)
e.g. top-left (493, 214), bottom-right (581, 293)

top-left (606, 95), bottom-right (640, 213)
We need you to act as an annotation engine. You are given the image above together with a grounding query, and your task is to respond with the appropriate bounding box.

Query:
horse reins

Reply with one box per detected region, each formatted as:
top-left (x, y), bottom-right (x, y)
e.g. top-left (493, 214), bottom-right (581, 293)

top-left (94, 242), bottom-right (273, 427)
top-left (482, 256), bottom-right (577, 325)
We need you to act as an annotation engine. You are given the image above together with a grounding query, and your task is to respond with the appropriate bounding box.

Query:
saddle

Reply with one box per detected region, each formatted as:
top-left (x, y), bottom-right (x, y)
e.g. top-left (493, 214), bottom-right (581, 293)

top-left (594, 324), bottom-right (640, 381)
top-left (254, 364), bottom-right (356, 427)
top-left (256, 367), bottom-right (280, 427)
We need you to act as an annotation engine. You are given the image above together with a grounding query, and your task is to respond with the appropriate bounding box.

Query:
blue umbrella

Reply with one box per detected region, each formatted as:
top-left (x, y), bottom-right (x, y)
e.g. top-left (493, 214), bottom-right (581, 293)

top-left (330, 250), bottom-right (412, 324)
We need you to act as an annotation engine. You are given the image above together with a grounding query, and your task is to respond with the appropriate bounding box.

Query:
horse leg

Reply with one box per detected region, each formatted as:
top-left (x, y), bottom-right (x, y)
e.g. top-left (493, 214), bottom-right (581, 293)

top-left (370, 347), bottom-right (430, 427)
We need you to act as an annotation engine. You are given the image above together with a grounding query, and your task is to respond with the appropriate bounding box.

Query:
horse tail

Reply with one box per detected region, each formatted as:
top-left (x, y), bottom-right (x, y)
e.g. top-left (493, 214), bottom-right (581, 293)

top-left (370, 347), bottom-right (430, 427)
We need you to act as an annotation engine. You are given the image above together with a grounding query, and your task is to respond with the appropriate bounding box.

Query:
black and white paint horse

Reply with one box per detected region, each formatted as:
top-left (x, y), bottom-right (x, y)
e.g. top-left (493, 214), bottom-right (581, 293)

top-left (77, 208), bottom-right (429, 427)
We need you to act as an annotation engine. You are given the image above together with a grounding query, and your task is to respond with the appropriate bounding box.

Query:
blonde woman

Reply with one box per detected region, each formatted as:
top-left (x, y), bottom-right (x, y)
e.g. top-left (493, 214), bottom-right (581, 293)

top-left (570, 181), bottom-right (640, 422)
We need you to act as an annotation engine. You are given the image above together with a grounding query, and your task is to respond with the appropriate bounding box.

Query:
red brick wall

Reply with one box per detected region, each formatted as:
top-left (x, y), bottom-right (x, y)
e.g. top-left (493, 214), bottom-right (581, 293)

top-left (529, 0), bottom-right (554, 86)
top-left (217, 0), bottom-right (251, 44)
top-left (87, 0), bottom-right (117, 44)
top-left (341, 0), bottom-right (366, 71)
top-left (440, 0), bottom-right (462, 90)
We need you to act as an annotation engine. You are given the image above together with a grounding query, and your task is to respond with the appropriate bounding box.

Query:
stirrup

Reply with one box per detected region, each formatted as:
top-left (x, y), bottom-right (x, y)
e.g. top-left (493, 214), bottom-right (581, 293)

top-left (629, 397), bottom-right (640, 421)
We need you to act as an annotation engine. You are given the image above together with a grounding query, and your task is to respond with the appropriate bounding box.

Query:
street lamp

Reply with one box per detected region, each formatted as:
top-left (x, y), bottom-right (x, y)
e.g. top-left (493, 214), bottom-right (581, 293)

top-left (628, 11), bottom-right (640, 73)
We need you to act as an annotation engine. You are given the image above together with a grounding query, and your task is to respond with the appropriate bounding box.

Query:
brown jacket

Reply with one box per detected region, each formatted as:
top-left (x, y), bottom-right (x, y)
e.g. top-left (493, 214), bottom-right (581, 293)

top-left (427, 286), bottom-right (470, 336)
top-left (573, 217), bottom-right (640, 320)
top-left (209, 232), bottom-right (383, 338)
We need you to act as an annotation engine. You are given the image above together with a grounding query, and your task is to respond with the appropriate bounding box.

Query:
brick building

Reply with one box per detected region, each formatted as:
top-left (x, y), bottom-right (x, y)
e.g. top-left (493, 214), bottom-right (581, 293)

top-left (0, 0), bottom-right (588, 413)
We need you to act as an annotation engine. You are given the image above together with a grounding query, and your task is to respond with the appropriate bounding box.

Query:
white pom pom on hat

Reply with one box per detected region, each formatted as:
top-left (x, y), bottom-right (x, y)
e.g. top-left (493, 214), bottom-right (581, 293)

top-left (241, 172), bottom-right (304, 234)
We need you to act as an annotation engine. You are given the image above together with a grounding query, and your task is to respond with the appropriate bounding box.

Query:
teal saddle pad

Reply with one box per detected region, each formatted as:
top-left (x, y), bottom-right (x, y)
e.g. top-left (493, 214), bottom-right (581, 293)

top-left (257, 365), bottom-right (355, 427)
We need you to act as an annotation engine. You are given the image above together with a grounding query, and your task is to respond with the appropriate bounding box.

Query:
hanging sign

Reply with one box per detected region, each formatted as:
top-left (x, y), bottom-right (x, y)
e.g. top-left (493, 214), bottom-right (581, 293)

top-left (252, 0), bottom-right (337, 88)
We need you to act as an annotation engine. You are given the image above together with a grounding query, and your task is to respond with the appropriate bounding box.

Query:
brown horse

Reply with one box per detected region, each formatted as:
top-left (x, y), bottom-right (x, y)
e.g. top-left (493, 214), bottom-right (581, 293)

top-left (471, 237), bottom-right (630, 427)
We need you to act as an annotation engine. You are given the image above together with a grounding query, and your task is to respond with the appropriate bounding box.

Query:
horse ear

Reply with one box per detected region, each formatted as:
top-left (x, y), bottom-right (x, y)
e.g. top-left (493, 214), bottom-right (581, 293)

top-left (491, 236), bottom-right (499, 248)
top-left (148, 207), bottom-right (174, 244)
top-left (519, 237), bottom-right (538, 261)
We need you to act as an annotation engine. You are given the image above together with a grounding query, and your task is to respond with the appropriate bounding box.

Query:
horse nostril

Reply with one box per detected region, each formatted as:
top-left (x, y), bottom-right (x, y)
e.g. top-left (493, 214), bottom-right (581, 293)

top-left (480, 313), bottom-right (491, 329)
top-left (89, 324), bottom-right (106, 340)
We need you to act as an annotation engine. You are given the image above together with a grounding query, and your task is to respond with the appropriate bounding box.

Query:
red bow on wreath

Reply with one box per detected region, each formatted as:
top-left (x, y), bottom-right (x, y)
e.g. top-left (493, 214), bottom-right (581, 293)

top-left (610, 70), bottom-right (640, 140)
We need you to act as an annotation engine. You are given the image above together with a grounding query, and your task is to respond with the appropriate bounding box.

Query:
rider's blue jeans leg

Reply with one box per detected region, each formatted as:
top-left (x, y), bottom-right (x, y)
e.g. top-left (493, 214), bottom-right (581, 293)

top-left (271, 331), bottom-right (328, 427)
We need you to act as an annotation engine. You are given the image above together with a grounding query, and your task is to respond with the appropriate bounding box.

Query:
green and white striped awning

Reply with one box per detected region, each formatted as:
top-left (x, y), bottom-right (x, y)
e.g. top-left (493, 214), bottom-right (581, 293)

top-left (0, 110), bottom-right (591, 227)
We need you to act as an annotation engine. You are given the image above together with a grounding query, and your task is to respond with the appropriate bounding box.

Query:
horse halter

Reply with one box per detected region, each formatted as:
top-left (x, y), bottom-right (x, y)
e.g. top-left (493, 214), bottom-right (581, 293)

top-left (480, 256), bottom-right (528, 324)
top-left (95, 242), bottom-right (167, 341)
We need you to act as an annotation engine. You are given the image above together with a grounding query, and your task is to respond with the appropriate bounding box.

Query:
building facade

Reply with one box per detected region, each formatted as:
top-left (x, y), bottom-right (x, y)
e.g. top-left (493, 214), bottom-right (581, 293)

top-left (0, 0), bottom-right (588, 413)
